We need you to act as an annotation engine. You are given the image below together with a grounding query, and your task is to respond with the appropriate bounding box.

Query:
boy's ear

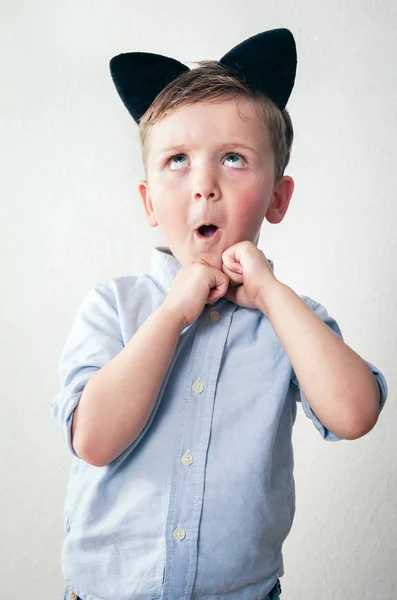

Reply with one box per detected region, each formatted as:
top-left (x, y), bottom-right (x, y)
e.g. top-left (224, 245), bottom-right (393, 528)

top-left (266, 176), bottom-right (294, 224)
top-left (138, 180), bottom-right (158, 227)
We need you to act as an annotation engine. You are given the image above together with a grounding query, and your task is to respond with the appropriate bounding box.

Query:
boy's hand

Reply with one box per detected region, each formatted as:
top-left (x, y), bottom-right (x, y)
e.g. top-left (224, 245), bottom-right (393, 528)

top-left (162, 241), bottom-right (279, 328)
top-left (221, 241), bottom-right (279, 314)
top-left (162, 261), bottom-right (230, 328)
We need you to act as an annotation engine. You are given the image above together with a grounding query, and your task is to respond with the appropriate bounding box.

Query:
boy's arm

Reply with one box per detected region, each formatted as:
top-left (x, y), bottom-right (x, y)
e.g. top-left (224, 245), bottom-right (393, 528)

top-left (72, 303), bottom-right (185, 467)
top-left (257, 282), bottom-right (382, 440)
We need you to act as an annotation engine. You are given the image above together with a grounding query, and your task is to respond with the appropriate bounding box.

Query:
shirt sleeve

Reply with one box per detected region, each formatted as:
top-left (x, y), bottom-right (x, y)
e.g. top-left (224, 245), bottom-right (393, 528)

top-left (51, 281), bottom-right (124, 457)
top-left (291, 297), bottom-right (388, 442)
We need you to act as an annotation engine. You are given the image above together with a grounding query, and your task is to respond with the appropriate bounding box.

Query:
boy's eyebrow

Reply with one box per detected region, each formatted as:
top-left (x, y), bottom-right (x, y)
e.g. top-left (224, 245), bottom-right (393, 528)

top-left (156, 143), bottom-right (260, 158)
top-left (216, 143), bottom-right (260, 155)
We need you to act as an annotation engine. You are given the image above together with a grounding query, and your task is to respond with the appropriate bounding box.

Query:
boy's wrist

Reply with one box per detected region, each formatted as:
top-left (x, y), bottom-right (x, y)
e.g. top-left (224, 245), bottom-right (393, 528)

top-left (158, 301), bottom-right (187, 332)
top-left (255, 280), bottom-right (287, 318)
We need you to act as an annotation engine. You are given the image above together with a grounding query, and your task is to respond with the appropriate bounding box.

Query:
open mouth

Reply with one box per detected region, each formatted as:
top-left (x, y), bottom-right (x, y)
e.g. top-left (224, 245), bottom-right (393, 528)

top-left (196, 224), bottom-right (219, 238)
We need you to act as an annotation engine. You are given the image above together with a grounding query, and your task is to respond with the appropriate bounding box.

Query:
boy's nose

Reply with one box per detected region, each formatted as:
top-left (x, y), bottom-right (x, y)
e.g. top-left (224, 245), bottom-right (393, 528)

top-left (193, 189), bottom-right (218, 200)
top-left (192, 170), bottom-right (221, 201)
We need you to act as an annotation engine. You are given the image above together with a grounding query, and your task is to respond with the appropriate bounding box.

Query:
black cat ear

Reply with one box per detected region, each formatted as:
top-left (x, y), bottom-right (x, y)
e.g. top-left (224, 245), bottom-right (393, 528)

top-left (109, 52), bottom-right (190, 123)
top-left (220, 28), bottom-right (297, 110)
top-left (110, 29), bottom-right (296, 123)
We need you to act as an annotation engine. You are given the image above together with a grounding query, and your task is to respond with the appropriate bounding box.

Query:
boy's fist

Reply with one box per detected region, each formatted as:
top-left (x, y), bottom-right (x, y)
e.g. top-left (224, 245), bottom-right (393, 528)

top-left (162, 261), bottom-right (229, 328)
top-left (221, 241), bottom-right (278, 313)
top-left (162, 241), bottom-right (279, 328)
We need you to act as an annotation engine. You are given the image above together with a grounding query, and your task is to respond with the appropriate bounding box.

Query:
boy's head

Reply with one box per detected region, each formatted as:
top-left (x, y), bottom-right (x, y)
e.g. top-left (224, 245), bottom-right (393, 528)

top-left (110, 30), bottom-right (296, 270)
top-left (139, 61), bottom-right (294, 183)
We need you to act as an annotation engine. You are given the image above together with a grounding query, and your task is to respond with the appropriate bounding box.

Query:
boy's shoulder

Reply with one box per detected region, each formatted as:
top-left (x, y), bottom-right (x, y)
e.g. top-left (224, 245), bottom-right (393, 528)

top-left (92, 279), bottom-right (324, 309)
top-left (84, 275), bottom-right (138, 301)
top-left (94, 275), bottom-right (139, 293)
top-left (86, 272), bottom-right (166, 310)
top-left (87, 277), bottom-right (331, 329)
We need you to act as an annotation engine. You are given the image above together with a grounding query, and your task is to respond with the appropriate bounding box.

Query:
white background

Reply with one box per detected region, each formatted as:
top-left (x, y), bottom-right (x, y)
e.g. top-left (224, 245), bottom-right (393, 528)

top-left (2, 1), bottom-right (396, 598)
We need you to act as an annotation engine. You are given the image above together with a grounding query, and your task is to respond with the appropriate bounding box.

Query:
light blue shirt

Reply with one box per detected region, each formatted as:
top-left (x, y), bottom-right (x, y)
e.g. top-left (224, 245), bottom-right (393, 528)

top-left (51, 246), bottom-right (388, 600)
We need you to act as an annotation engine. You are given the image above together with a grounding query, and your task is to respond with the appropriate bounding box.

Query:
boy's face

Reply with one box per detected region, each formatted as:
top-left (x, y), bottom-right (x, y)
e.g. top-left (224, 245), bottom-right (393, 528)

top-left (139, 97), bottom-right (294, 271)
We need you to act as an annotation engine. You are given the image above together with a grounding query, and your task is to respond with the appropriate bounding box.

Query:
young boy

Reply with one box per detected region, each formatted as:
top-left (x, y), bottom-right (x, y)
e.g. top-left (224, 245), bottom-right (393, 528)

top-left (52, 29), bottom-right (388, 600)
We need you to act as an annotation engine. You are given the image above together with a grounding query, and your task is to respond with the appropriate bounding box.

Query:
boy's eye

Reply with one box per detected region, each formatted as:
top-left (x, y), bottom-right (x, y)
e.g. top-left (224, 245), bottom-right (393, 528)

top-left (169, 154), bottom-right (188, 170)
top-left (224, 153), bottom-right (246, 168)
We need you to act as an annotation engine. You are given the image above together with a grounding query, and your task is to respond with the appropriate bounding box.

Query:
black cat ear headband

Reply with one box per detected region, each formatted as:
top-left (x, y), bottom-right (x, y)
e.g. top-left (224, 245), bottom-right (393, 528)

top-left (109, 28), bottom-right (297, 123)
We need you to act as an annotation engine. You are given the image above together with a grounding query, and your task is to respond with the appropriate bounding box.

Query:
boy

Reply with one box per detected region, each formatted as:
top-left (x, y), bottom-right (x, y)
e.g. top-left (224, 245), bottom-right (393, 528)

top-left (52, 29), bottom-right (388, 600)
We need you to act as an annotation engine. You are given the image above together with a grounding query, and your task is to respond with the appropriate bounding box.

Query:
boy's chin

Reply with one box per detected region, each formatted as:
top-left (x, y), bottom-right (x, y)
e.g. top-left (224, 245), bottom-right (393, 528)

top-left (193, 250), bottom-right (223, 272)
top-left (171, 244), bottom-right (224, 271)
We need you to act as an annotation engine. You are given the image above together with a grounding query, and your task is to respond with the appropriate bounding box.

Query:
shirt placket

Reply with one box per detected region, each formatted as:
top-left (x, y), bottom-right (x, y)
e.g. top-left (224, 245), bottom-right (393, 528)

top-left (162, 303), bottom-right (235, 600)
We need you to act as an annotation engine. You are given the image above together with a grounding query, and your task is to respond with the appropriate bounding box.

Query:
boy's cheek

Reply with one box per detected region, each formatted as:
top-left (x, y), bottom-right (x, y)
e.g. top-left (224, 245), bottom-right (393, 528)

top-left (152, 179), bottom-right (187, 199)
top-left (232, 191), bottom-right (268, 223)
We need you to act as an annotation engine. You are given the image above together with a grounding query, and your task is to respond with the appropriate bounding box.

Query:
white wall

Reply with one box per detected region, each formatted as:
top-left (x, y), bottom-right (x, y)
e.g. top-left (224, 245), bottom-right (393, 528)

top-left (2, 1), bottom-right (396, 598)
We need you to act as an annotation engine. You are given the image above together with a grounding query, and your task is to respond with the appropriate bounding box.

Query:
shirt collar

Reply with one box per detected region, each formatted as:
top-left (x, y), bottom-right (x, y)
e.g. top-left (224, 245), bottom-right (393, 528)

top-left (148, 246), bottom-right (274, 294)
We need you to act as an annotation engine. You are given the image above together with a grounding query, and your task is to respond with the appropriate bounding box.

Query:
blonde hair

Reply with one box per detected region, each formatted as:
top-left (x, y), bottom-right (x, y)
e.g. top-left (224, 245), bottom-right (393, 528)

top-left (139, 60), bottom-right (294, 182)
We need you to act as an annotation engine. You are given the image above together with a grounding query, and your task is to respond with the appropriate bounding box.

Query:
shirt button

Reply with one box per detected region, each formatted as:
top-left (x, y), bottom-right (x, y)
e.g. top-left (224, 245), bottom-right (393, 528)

top-left (173, 526), bottom-right (186, 541)
top-left (165, 287), bottom-right (171, 295)
top-left (209, 310), bottom-right (221, 322)
top-left (192, 380), bottom-right (204, 394)
top-left (181, 452), bottom-right (194, 466)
